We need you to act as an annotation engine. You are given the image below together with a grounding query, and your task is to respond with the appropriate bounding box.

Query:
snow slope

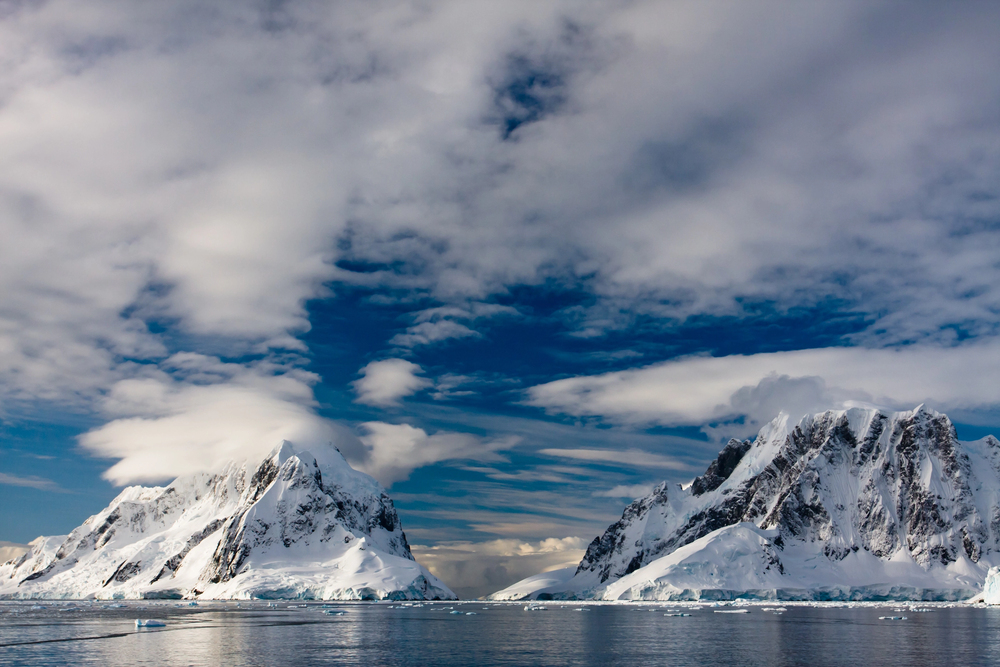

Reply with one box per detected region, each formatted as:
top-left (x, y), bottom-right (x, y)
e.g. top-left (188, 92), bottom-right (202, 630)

top-left (489, 406), bottom-right (1000, 601)
top-left (0, 441), bottom-right (455, 600)
top-left (487, 567), bottom-right (577, 601)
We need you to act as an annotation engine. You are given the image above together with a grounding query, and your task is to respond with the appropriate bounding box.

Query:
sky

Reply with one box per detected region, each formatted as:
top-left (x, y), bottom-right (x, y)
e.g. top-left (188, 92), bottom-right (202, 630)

top-left (2, 0), bottom-right (1000, 599)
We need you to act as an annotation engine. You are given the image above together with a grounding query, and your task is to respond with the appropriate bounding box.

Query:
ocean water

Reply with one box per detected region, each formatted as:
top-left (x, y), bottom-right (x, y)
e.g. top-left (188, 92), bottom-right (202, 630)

top-left (2, 600), bottom-right (1000, 666)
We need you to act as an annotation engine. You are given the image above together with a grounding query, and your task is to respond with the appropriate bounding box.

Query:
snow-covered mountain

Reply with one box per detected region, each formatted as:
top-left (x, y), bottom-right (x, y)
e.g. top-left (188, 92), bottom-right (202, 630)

top-left (490, 406), bottom-right (1000, 601)
top-left (0, 441), bottom-right (455, 600)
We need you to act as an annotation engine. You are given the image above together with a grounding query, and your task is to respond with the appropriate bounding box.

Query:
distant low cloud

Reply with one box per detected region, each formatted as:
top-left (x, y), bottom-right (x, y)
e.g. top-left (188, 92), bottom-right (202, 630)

top-left (0, 540), bottom-right (31, 563)
top-left (352, 359), bottom-right (432, 407)
top-left (410, 536), bottom-right (587, 599)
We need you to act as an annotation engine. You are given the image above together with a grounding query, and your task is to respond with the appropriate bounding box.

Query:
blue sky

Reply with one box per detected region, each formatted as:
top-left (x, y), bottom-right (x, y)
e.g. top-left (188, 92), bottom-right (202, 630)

top-left (2, 1), bottom-right (1000, 597)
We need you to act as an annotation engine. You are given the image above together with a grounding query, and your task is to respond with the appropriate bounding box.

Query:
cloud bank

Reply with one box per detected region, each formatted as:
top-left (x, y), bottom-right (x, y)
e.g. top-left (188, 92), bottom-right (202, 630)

top-left (410, 536), bottom-right (587, 599)
top-left (528, 340), bottom-right (1000, 437)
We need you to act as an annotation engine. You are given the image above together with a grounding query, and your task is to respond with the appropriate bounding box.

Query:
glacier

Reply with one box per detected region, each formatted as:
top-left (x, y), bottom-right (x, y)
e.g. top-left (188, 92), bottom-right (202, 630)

top-left (0, 441), bottom-right (455, 600)
top-left (981, 567), bottom-right (1000, 604)
top-left (490, 406), bottom-right (1000, 601)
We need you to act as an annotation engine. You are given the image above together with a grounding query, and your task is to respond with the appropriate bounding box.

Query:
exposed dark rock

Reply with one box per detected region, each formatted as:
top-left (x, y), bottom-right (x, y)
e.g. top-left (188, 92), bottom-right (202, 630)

top-left (576, 407), bottom-right (1000, 587)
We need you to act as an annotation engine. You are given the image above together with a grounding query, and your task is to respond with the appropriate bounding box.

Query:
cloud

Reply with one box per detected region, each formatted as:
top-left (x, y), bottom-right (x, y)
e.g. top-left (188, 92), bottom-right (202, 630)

top-left (0, 473), bottom-right (65, 492)
top-left (458, 464), bottom-right (592, 484)
top-left (352, 359), bottom-right (432, 407)
top-left (389, 304), bottom-right (519, 348)
top-left (538, 447), bottom-right (691, 470)
top-left (527, 340), bottom-right (1000, 437)
top-left (0, 541), bottom-right (31, 563)
top-left (429, 372), bottom-right (521, 401)
top-left (410, 536), bottom-right (587, 599)
top-left (79, 357), bottom-right (353, 484)
top-left (356, 421), bottom-right (518, 486)
top-left (1, 0), bottom-right (1000, 513)
top-left (595, 484), bottom-right (655, 499)
top-left (389, 320), bottom-right (480, 348)
top-left (326, 0), bottom-right (1000, 351)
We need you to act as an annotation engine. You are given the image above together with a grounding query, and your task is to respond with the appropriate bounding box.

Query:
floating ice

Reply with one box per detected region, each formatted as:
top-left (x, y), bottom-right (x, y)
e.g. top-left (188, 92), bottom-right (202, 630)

top-left (135, 619), bottom-right (166, 627)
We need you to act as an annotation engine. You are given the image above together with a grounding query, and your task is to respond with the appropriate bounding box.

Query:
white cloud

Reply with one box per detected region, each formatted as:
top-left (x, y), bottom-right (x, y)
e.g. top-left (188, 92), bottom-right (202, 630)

top-left (389, 303), bottom-right (519, 348)
top-left (389, 320), bottom-right (480, 348)
top-left (356, 421), bottom-right (517, 486)
top-left (410, 536), bottom-right (587, 599)
top-left (352, 359), bottom-right (432, 407)
top-left (527, 340), bottom-right (1000, 437)
top-left (595, 484), bottom-right (655, 499)
top-left (0, 473), bottom-right (64, 492)
top-left (81, 364), bottom-right (344, 485)
top-left (1, 0), bottom-right (1000, 490)
top-left (538, 447), bottom-right (690, 470)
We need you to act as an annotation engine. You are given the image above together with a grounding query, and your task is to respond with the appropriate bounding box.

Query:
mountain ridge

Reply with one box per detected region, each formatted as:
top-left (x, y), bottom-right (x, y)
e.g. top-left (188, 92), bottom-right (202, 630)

top-left (1, 441), bottom-right (455, 600)
top-left (490, 405), bottom-right (1000, 601)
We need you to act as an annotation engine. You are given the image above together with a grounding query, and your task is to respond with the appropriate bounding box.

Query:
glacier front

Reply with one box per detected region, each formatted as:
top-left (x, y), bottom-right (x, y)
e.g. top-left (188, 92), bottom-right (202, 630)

top-left (490, 406), bottom-right (1000, 601)
top-left (0, 441), bottom-right (455, 600)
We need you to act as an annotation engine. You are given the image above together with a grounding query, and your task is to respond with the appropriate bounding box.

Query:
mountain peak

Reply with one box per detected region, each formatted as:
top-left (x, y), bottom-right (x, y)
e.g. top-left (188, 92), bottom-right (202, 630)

top-left (494, 405), bottom-right (1000, 602)
top-left (1, 442), bottom-right (455, 601)
top-left (266, 439), bottom-right (297, 465)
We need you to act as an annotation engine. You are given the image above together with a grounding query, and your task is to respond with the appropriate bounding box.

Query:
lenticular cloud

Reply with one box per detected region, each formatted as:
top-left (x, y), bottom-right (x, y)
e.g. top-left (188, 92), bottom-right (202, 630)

top-left (527, 341), bottom-right (1000, 432)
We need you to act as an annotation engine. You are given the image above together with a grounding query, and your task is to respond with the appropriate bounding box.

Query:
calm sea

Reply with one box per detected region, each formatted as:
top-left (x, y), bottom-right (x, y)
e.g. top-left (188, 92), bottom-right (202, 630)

top-left (2, 600), bottom-right (999, 666)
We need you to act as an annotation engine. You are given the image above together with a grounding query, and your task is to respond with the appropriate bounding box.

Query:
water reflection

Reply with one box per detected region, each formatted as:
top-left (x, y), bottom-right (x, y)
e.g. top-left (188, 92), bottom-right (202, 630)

top-left (2, 602), bottom-right (1000, 666)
